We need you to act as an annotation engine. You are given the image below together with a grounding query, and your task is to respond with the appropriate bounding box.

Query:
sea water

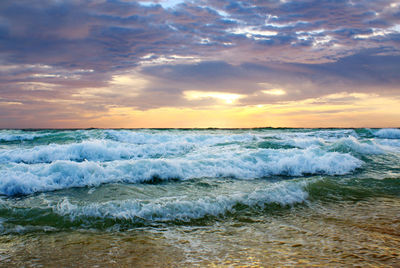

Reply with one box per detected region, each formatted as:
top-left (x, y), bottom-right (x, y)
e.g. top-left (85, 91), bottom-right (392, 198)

top-left (0, 128), bottom-right (399, 266)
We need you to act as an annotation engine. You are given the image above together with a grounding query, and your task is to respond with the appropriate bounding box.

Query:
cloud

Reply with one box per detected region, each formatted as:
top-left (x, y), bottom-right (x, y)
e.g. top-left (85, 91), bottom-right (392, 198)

top-left (136, 49), bottom-right (400, 107)
top-left (1, 0), bottom-right (399, 69)
top-left (0, 0), bottom-right (399, 127)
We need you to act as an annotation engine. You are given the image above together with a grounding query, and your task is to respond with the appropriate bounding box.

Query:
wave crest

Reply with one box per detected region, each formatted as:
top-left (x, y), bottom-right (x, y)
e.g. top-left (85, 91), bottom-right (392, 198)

top-left (0, 148), bottom-right (362, 196)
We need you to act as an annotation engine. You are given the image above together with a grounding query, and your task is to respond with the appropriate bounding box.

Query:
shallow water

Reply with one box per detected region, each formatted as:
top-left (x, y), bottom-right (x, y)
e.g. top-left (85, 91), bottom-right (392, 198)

top-left (0, 128), bottom-right (399, 266)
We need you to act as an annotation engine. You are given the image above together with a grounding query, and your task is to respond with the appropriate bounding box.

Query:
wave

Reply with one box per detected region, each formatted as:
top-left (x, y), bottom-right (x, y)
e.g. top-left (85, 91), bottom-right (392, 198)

top-left (0, 179), bottom-right (312, 233)
top-left (266, 136), bottom-right (386, 155)
top-left (0, 140), bottom-right (194, 164)
top-left (53, 179), bottom-right (311, 223)
top-left (3, 176), bottom-right (400, 232)
top-left (266, 129), bottom-right (359, 149)
top-left (1, 131), bottom-right (394, 165)
top-left (269, 129), bottom-right (358, 141)
top-left (0, 131), bottom-right (50, 142)
top-left (0, 129), bottom-right (102, 144)
top-left (0, 148), bottom-right (362, 196)
top-left (328, 137), bottom-right (384, 155)
top-left (105, 130), bottom-right (258, 145)
top-left (374, 139), bottom-right (400, 151)
top-left (374, 128), bottom-right (400, 139)
top-left (282, 137), bottom-right (327, 148)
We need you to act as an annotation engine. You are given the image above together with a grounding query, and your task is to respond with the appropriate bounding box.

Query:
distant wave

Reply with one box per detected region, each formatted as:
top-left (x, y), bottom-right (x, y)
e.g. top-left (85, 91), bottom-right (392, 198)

top-left (374, 128), bottom-right (400, 139)
top-left (0, 132), bottom-right (50, 142)
top-left (105, 129), bottom-right (258, 145)
top-left (327, 137), bottom-right (384, 154)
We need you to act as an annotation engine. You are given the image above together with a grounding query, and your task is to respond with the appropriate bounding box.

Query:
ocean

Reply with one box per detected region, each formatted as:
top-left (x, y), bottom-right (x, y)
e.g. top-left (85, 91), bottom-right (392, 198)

top-left (0, 128), bottom-right (399, 266)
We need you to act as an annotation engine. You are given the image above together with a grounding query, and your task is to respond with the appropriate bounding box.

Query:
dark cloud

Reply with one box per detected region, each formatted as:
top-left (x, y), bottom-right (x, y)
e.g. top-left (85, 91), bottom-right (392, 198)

top-left (1, 0), bottom-right (397, 69)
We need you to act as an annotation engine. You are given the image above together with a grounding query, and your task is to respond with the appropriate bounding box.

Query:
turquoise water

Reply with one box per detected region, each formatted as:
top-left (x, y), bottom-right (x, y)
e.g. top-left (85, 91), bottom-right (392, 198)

top-left (0, 128), bottom-right (399, 266)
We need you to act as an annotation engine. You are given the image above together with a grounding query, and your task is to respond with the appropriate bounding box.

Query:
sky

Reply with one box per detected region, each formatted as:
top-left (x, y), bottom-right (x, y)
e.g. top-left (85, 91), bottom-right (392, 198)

top-left (0, 0), bottom-right (400, 128)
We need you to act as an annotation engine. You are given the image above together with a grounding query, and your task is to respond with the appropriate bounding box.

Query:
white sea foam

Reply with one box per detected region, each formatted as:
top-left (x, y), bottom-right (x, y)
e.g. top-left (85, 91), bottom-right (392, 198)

top-left (0, 148), bottom-right (362, 195)
top-left (54, 179), bottom-right (311, 222)
top-left (374, 128), bottom-right (400, 139)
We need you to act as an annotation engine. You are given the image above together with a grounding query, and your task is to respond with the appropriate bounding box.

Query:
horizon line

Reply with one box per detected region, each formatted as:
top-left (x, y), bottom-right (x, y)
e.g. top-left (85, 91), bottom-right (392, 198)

top-left (1, 127), bottom-right (399, 130)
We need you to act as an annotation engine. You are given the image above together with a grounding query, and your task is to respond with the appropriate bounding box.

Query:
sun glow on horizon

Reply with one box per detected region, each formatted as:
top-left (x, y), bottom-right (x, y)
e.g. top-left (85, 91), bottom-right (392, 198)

top-left (61, 92), bottom-right (400, 129)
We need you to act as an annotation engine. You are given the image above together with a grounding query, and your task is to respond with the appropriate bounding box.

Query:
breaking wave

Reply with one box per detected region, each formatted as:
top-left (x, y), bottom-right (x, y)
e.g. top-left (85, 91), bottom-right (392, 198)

top-left (0, 140), bottom-right (194, 164)
top-left (0, 147), bottom-right (362, 196)
top-left (54, 179), bottom-right (311, 222)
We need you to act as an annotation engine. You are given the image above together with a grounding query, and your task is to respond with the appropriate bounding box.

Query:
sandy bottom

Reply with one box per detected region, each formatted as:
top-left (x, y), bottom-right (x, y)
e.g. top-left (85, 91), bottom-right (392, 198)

top-left (1, 197), bottom-right (400, 267)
